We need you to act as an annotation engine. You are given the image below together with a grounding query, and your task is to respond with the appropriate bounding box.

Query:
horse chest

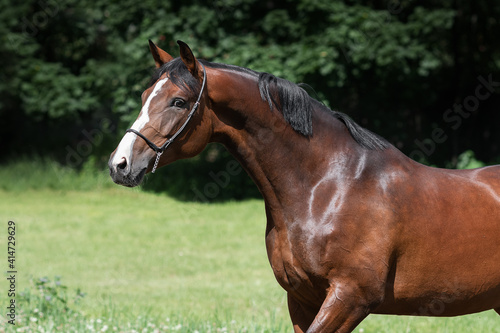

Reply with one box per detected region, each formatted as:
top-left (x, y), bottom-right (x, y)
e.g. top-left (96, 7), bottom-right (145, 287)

top-left (265, 225), bottom-right (328, 303)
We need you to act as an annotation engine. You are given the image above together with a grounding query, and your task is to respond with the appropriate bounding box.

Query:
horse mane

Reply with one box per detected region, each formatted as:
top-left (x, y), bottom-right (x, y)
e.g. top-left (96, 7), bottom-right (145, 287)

top-left (256, 72), bottom-right (389, 150)
top-left (258, 73), bottom-right (313, 136)
top-left (151, 58), bottom-right (389, 151)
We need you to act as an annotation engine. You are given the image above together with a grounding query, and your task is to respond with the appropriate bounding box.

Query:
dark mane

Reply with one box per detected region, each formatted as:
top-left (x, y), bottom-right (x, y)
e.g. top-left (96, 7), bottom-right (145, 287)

top-left (256, 71), bottom-right (389, 150)
top-left (258, 73), bottom-right (313, 136)
top-left (150, 59), bottom-right (389, 150)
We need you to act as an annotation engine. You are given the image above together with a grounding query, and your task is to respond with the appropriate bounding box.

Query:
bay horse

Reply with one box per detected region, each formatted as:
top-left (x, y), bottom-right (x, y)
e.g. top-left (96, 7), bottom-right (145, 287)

top-left (109, 40), bottom-right (500, 332)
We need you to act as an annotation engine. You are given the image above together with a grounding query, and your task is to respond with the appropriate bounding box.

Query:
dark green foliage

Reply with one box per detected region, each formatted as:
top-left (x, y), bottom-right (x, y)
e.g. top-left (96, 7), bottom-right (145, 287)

top-left (1, 0), bottom-right (499, 200)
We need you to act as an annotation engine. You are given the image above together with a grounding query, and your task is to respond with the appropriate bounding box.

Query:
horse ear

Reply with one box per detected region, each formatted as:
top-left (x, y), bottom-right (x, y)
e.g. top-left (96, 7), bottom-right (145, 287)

top-left (177, 40), bottom-right (200, 78)
top-left (148, 40), bottom-right (174, 68)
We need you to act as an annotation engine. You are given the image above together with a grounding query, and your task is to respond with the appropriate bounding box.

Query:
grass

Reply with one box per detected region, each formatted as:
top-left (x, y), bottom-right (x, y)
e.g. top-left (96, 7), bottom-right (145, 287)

top-left (0, 157), bottom-right (114, 192)
top-left (0, 160), bottom-right (499, 332)
top-left (0, 185), bottom-right (290, 332)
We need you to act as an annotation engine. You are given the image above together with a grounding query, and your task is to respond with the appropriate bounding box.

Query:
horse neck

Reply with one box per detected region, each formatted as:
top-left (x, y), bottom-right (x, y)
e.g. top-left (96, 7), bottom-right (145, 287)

top-left (208, 69), bottom-right (385, 225)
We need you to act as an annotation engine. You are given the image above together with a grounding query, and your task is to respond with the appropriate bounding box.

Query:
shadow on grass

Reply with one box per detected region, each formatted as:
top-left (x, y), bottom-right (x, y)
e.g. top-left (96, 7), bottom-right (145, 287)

top-left (1, 143), bottom-right (260, 202)
top-left (140, 143), bottom-right (261, 202)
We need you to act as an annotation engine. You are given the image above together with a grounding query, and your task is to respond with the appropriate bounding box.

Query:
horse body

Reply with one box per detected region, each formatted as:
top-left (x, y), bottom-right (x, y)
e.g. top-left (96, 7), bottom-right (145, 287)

top-left (211, 64), bottom-right (500, 319)
top-left (109, 41), bottom-right (500, 332)
top-left (376, 165), bottom-right (500, 316)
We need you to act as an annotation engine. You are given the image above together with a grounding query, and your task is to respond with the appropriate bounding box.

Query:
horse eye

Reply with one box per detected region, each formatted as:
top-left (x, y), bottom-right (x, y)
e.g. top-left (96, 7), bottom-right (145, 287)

top-left (172, 99), bottom-right (186, 108)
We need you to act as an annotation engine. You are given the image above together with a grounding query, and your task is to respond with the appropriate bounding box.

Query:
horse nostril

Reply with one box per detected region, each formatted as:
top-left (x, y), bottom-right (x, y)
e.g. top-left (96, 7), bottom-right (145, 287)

top-left (116, 157), bottom-right (127, 170)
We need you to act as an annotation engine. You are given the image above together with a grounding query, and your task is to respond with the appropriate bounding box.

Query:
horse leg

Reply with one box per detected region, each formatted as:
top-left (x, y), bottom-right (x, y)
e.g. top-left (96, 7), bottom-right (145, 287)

top-left (287, 294), bottom-right (317, 333)
top-left (305, 283), bottom-right (377, 333)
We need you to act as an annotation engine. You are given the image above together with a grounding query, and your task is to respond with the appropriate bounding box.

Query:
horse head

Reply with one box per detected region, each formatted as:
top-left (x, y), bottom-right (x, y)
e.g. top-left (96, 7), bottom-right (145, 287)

top-left (109, 41), bottom-right (212, 187)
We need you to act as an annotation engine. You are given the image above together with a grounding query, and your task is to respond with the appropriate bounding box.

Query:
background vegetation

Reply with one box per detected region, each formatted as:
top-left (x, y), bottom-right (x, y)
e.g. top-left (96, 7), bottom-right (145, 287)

top-left (1, 0), bottom-right (499, 200)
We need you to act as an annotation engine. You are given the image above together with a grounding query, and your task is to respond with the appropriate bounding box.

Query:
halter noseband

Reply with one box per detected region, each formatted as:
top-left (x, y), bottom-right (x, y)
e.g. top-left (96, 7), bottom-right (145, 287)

top-left (126, 63), bottom-right (207, 173)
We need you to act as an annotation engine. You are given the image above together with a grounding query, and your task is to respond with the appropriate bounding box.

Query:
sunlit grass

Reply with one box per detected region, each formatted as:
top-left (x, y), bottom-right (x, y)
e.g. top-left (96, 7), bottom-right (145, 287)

top-left (0, 187), bottom-right (290, 332)
top-left (0, 157), bottom-right (114, 192)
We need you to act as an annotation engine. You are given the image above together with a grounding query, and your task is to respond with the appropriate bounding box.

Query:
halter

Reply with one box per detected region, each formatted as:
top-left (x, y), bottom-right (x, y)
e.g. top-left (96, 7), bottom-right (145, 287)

top-left (126, 63), bottom-right (207, 173)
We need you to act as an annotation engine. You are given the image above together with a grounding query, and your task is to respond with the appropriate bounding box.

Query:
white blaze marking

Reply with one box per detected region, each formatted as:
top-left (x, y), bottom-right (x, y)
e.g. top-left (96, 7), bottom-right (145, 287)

top-left (112, 77), bottom-right (169, 169)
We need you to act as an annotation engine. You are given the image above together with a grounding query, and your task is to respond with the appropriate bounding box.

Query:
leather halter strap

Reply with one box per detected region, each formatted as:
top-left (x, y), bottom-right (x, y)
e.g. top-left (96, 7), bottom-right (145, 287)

top-left (126, 63), bottom-right (207, 173)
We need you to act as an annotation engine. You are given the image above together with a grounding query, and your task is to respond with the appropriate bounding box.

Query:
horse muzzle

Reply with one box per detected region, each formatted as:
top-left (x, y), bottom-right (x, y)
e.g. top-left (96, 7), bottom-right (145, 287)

top-left (108, 155), bottom-right (147, 187)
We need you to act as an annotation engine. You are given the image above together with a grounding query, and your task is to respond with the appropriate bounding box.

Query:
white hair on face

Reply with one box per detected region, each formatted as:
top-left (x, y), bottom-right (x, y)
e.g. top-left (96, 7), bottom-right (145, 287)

top-left (111, 77), bottom-right (169, 169)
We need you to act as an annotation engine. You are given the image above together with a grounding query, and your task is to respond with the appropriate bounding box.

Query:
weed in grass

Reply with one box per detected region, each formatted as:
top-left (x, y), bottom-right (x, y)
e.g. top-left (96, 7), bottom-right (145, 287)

top-left (19, 276), bottom-right (86, 318)
top-left (5, 276), bottom-right (86, 332)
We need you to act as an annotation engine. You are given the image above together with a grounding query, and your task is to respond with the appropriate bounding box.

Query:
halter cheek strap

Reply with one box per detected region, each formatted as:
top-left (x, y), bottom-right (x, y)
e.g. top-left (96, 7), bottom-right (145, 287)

top-left (126, 63), bottom-right (207, 173)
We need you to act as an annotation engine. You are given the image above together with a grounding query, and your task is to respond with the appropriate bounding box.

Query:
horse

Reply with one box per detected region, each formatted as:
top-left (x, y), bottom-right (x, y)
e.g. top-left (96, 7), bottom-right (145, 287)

top-left (109, 40), bottom-right (500, 333)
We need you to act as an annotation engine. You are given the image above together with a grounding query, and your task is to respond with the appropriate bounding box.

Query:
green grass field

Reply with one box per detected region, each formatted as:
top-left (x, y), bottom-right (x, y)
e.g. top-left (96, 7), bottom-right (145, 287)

top-left (0, 162), bottom-right (498, 332)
